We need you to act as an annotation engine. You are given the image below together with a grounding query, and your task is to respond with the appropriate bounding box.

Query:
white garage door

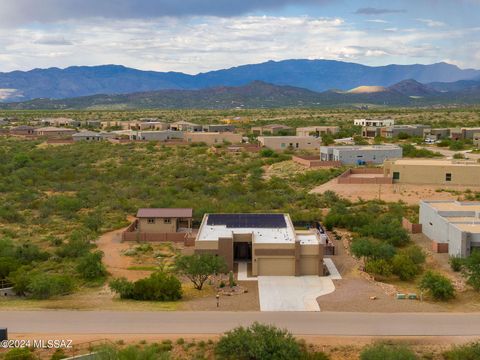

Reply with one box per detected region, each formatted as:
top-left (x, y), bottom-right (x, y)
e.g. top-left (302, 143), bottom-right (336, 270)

top-left (257, 258), bottom-right (295, 276)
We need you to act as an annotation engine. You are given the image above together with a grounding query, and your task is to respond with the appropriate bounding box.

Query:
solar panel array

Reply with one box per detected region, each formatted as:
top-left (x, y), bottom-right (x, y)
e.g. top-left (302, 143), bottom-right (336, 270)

top-left (207, 214), bottom-right (287, 228)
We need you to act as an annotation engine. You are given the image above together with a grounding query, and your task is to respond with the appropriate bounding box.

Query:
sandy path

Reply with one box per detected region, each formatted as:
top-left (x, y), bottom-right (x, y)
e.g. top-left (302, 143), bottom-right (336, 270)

top-left (96, 226), bottom-right (152, 281)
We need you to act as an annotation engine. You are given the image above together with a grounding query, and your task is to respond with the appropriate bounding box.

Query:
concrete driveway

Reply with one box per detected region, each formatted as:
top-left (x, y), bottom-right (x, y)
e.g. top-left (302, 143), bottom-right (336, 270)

top-left (258, 276), bottom-right (335, 311)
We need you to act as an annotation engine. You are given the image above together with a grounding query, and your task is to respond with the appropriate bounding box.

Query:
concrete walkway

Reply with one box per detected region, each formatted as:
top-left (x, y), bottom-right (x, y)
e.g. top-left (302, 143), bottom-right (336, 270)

top-left (237, 262), bottom-right (257, 281)
top-left (258, 276), bottom-right (335, 311)
top-left (324, 258), bottom-right (342, 280)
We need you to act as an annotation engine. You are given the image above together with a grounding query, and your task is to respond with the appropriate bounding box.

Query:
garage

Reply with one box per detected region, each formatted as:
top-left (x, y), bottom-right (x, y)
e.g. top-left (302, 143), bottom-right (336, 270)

top-left (257, 258), bottom-right (295, 276)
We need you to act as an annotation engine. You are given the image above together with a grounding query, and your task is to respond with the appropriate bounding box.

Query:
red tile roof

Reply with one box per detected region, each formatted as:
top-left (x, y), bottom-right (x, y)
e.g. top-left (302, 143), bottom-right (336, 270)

top-left (136, 208), bottom-right (193, 218)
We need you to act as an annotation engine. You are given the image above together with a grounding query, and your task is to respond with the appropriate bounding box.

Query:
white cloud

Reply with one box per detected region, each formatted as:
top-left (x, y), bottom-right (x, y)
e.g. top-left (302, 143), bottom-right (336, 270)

top-left (0, 15), bottom-right (478, 73)
top-left (416, 18), bottom-right (446, 27)
top-left (366, 19), bottom-right (388, 24)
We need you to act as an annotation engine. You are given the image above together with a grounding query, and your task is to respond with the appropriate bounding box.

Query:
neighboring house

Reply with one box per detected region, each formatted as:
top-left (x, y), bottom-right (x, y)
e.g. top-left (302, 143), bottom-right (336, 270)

top-left (72, 131), bottom-right (102, 142)
top-left (450, 127), bottom-right (480, 140)
top-left (34, 127), bottom-right (76, 138)
top-left (130, 130), bottom-right (184, 141)
top-left (474, 133), bottom-right (480, 148)
top-left (354, 118), bottom-right (395, 127)
top-left (424, 128), bottom-right (451, 140)
top-left (420, 200), bottom-right (480, 257)
top-left (258, 136), bottom-right (321, 151)
top-left (138, 121), bottom-right (169, 131)
top-left (79, 120), bottom-right (101, 128)
top-left (195, 213), bottom-right (325, 276)
top-left (380, 125), bottom-right (430, 138)
top-left (185, 132), bottom-right (242, 145)
top-left (39, 118), bottom-right (80, 127)
top-left (354, 119), bottom-right (395, 138)
top-left (320, 145), bottom-right (402, 165)
top-left (251, 124), bottom-right (292, 136)
top-left (170, 121), bottom-right (203, 132)
top-left (136, 208), bottom-right (193, 233)
top-left (384, 159), bottom-right (480, 186)
top-left (202, 124), bottom-right (235, 133)
top-left (296, 126), bottom-right (339, 137)
top-left (9, 125), bottom-right (36, 136)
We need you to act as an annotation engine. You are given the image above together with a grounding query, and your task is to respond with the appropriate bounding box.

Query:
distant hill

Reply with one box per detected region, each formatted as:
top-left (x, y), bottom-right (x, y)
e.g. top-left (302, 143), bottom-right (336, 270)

top-left (0, 59), bottom-right (479, 102)
top-left (2, 79), bottom-right (479, 110)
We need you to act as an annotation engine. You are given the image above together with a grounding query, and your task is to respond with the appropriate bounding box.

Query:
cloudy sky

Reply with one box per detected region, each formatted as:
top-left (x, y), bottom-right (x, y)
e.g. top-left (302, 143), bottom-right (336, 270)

top-left (0, 0), bottom-right (479, 73)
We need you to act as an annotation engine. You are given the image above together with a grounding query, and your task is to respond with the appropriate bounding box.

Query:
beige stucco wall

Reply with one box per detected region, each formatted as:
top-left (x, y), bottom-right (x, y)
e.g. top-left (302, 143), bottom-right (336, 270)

top-left (138, 217), bottom-right (178, 233)
top-left (185, 132), bottom-right (242, 145)
top-left (258, 136), bottom-right (321, 151)
top-left (296, 126), bottom-right (339, 137)
top-left (384, 162), bottom-right (480, 186)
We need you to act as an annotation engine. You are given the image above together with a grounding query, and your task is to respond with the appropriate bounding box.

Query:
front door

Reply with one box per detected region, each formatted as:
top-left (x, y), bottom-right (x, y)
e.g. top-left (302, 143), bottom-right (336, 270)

top-left (234, 242), bottom-right (252, 261)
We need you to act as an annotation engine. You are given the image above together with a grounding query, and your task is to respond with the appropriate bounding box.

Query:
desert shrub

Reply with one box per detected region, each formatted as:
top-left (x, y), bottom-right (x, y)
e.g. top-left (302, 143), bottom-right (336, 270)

top-left (215, 323), bottom-right (303, 360)
top-left (365, 259), bottom-right (393, 277)
top-left (175, 254), bottom-right (227, 290)
top-left (350, 237), bottom-right (396, 262)
top-left (392, 254), bottom-right (420, 281)
top-left (260, 148), bottom-right (276, 157)
top-left (50, 349), bottom-right (67, 360)
top-left (27, 273), bottom-right (75, 299)
top-left (0, 257), bottom-right (19, 279)
top-left (360, 343), bottom-right (418, 360)
top-left (95, 345), bottom-right (171, 360)
top-left (462, 250), bottom-right (480, 291)
top-left (449, 256), bottom-right (463, 272)
top-left (77, 251), bottom-right (107, 280)
top-left (14, 243), bottom-right (49, 264)
top-left (419, 271), bottom-right (455, 301)
top-left (443, 341), bottom-right (480, 360)
top-left (110, 271), bottom-right (182, 301)
top-left (5, 348), bottom-right (35, 360)
top-left (56, 229), bottom-right (94, 258)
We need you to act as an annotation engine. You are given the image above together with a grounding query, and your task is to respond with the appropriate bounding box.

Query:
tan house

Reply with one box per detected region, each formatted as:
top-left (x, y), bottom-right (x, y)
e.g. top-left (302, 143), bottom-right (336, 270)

top-left (384, 159), bottom-right (480, 186)
top-left (39, 117), bottom-right (79, 127)
top-left (296, 126), bottom-right (339, 137)
top-left (251, 124), bottom-right (292, 136)
top-left (9, 125), bottom-right (36, 136)
top-left (195, 213), bottom-right (325, 276)
top-left (34, 127), bottom-right (76, 138)
top-left (185, 132), bottom-right (242, 145)
top-left (170, 121), bottom-right (203, 132)
top-left (258, 136), bottom-right (321, 151)
top-left (474, 133), bottom-right (480, 148)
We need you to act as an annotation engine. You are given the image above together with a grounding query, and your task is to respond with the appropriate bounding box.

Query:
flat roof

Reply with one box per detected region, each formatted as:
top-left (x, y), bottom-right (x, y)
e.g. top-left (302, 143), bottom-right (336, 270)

top-left (137, 208), bottom-right (193, 218)
top-left (452, 223), bottom-right (480, 232)
top-left (424, 201), bottom-right (480, 213)
top-left (391, 159), bottom-right (480, 167)
top-left (322, 145), bottom-right (400, 151)
top-left (197, 213), bottom-right (297, 244)
top-left (296, 233), bottom-right (321, 245)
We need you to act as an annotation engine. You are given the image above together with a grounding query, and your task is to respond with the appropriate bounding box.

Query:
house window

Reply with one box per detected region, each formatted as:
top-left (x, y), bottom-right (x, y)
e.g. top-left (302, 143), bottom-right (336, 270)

top-left (164, 218), bottom-right (171, 224)
top-left (393, 172), bottom-right (400, 180)
top-left (446, 173), bottom-right (452, 182)
top-left (281, 143), bottom-right (286, 148)
top-left (147, 218), bottom-right (155, 224)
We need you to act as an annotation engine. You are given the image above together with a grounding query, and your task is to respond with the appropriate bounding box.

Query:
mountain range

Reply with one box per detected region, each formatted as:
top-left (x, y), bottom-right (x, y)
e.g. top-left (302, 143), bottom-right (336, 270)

top-left (1, 78), bottom-right (479, 110)
top-left (1, 59), bottom-right (480, 103)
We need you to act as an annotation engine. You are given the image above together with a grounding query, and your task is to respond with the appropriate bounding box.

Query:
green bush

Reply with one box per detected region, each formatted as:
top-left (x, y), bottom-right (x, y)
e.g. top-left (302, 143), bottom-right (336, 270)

top-left (110, 271), bottom-right (182, 301)
top-left (215, 322), bottom-right (304, 360)
top-left (365, 259), bottom-right (393, 277)
top-left (5, 348), bottom-right (35, 360)
top-left (449, 256), bottom-right (463, 272)
top-left (259, 148), bottom-right (276, 157)
top-left (360, 343), bottom-right (418, 360)
top-left (77, 251), bottom-right (107, 280)
top-left (392, 254), bottom-right (420, 281)
top-left (419, 271), bottom-right (455, 301)
top-left (462, 250), bottom-right (480, 291)
top-left (0, 257), bottom-right (19, 279)
top-left (175, 254), bottom-right (227, 290)
top-left (443, 341), bottom-right (480, 360)
top-left (27, 273), bottom-right (75, 299)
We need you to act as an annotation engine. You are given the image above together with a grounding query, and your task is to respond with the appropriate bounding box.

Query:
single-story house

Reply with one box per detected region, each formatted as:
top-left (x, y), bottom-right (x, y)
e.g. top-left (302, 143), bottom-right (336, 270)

top-left (258, 136), bottom-right (321, 151)
top-left (202, 124), bottom-right (236, 133)
top-left (34, 127), bottom-right (76, 138)
top-left (185, 132), bottom-right (242, 145)
top-left (195, 213), bottom-right (325, 276)
top-left (170, 121), bottom-right (203, 132)
top-left (296, 126), bottom-right (339, 137)
top-left (9, 125), bottom-right (35, 136)
top-left (320, 145), bottom-right (402, 165)
top-left (136, 208), bottom-right (193, 233)
top-left (72, 131), bottom-right (102, 142)
top-left (130, 130), bottom-right (184, 141)
top-left (251, 124), bottom-right (292, 136)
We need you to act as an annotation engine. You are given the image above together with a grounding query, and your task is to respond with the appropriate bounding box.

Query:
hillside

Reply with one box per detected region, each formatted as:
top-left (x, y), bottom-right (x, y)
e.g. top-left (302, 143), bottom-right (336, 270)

top-left (0, 59), bottom-right (479, 102)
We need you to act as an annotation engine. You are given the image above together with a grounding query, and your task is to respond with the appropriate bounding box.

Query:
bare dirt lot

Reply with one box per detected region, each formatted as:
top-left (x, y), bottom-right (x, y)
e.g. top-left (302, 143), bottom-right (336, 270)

top-left (311, 178), bottom-right (480, 205)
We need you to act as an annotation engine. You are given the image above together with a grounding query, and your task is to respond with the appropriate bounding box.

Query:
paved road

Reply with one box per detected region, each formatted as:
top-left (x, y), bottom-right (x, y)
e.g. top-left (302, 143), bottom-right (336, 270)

top-left (3, 311), bottom-right (480, 336)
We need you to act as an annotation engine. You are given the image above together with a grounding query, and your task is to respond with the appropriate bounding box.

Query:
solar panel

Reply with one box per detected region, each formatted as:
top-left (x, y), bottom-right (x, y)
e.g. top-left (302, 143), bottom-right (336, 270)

top-left (207, 214), bottom-right (286, 228)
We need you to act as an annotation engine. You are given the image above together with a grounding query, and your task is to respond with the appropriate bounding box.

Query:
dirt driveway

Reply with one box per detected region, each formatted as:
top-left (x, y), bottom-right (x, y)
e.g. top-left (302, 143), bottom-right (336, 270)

top-left (96, 228), bottom-right (152, 281)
